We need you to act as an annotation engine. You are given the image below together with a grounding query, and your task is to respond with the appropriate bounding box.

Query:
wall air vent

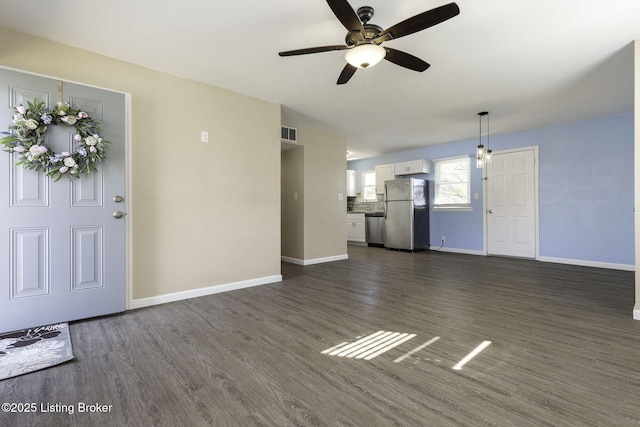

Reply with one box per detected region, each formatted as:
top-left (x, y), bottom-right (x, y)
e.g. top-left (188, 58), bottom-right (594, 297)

top-left (281, 126), bottom-right (297, 142)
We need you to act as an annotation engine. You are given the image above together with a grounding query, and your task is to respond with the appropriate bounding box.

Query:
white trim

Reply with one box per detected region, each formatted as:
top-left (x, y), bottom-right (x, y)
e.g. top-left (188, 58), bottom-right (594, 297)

top-left (633, 308), bottom-right (640, 321)
top-left (130, 275), bottom-right (283, 310)
top-left (432, 205), bottom-right (473, 212)
top-left (281, 256), bottom-right (305, 265)
top-left (429, 246), bottom-right (486, 256)
top-left (281, 254), bottom-right (349, 265)
top-left (0, 65), bottom-right (128, 95)
top-left (426, 249), bottom-right (634, 271)
top-left (124, 93), bottom-right (133, 311)
top-left (539, 256), bottom-right (635, 271)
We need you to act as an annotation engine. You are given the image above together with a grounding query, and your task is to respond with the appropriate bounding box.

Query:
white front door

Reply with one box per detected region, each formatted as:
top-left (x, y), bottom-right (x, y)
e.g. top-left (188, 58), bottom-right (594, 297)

top-left (486, 148), bottom-right (537, 258)
top-left (0, 68), bottom-right (127, 332)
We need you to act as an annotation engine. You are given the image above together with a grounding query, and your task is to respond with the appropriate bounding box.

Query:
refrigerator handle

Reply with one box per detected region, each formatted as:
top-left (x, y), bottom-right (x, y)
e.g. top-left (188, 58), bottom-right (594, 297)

top-left (383, 183), bottom-right (386, 219)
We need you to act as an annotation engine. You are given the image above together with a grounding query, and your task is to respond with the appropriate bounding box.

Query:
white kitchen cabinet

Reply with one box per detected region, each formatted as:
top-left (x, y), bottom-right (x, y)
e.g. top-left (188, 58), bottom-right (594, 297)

top-left (394, 159), bottom-right (430, 175)
top-left (346, 213), bottom-right (366, 243)
top-left (375, 164), bottom-right (395, 194)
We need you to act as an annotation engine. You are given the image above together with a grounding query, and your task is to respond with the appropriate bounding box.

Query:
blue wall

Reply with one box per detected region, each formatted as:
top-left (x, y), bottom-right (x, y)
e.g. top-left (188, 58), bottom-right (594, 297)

top-left (348, 112), bottom-right (634, 267)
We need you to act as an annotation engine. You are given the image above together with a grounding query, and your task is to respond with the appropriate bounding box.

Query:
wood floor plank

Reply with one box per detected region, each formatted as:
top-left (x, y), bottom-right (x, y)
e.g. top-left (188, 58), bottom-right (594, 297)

top-left (1, 246), bottom-right (639, 426)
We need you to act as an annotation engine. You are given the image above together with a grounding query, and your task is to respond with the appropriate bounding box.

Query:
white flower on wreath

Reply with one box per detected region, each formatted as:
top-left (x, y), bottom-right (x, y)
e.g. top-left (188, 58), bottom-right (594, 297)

top-left (63, 157), bottom-right (76, 167)
top-left (61, 115), bottom-right (77, 125)
top-left (25, 119), bottom-right (38, 130)
top-left (29, 145), bottom-right (47, 156)
top-left (55, 102), bottom-right (67, 116)
top-left (84, 135), bottom-right (98, 146)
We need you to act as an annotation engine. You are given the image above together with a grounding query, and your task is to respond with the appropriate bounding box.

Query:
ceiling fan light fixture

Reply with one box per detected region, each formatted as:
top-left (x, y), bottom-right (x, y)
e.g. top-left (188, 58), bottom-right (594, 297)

top-left (345, 43), bottom-right (386, 69)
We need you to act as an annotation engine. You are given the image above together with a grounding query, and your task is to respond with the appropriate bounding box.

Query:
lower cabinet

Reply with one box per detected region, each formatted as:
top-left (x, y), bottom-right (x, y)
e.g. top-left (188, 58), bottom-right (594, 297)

top-left (346, 214), bottom-right (366, 243)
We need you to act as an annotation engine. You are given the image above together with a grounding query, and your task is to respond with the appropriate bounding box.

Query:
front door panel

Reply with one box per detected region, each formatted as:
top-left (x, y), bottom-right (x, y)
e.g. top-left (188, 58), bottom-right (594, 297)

top-left (0, 69), bottom-right (126, 332)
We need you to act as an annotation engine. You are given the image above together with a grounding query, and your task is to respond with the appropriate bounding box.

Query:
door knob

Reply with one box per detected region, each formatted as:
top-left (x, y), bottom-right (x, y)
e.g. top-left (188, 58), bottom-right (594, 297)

top-left (113, 211), bottom-right (124, 219)
top-left (488, 209), bottom-right (493, 214)
top-left (113, 195), bottom-right (123, 203)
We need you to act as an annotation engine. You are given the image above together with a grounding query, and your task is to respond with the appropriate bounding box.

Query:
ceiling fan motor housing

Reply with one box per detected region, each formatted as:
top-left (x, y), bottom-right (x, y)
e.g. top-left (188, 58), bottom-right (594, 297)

top-left (345, 23), bottom-right (383, 45)
top-left (357, 6), bottom-right (374, 23)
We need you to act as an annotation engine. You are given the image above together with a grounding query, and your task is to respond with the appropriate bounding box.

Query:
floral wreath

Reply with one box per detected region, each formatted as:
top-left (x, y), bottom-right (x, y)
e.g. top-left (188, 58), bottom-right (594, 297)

top-left (0, 99), bottom-right (109, 181)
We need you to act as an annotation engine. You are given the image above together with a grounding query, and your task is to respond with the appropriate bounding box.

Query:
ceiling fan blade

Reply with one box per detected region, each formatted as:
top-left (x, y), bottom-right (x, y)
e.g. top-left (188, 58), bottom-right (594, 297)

top-left (337, 64), bottom-right (357, 85)
top-left (384, 48), bottom-right (430, 72)
top-left (279, 45), bottom-right (349, 56)
top-left (326, 0), bottom-right (364, 36)
top-left (374, 2), bottom-right (460, 43)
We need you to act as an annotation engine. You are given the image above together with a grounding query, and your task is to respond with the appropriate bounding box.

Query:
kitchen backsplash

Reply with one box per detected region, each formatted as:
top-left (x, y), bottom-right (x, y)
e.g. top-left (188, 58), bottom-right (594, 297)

top-left (347, 193), bottom-right (384, 213)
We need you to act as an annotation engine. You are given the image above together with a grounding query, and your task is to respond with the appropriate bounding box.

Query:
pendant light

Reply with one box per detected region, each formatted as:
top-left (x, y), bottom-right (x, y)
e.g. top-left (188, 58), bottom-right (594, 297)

top-left (476, 111), bottom-right (492, 168)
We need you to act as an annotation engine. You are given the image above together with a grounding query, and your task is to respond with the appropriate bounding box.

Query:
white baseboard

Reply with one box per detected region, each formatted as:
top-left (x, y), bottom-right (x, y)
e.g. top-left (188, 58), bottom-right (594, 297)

top-left (130, 274), bottom-right (282, 310)
top-left (281, 254), bottom-right (348, 266)
top-left (539, 256), bottom-right (635, 271)
top-left (634, 308), bottom-right (640, 321)
top-left (426, 249), bottom-right (634, 271)
top-left (429, 246), bottom-right (486, 256)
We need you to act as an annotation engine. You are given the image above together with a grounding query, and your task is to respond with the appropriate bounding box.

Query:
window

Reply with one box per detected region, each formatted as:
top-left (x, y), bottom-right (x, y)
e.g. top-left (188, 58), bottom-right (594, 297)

top-left (362, 170), bottom-right (377, 202)
top-left (433, 156), bottom-right (471, 210)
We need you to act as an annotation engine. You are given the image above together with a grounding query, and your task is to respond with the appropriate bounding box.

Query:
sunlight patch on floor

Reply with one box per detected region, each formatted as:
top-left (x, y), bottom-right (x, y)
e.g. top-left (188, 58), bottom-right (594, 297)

top-left (452, 341), bottom-right (492, 370)
top-left (394, 336), bottom-right (441, 363)
top-left (321, 331), bottom-right (416, 360)
top-left (322, 333), bottom-right (493, 370)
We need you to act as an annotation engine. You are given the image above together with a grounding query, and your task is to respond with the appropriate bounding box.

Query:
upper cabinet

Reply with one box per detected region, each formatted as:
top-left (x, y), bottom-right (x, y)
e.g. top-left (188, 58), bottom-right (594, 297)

top-left (375, 164), bottom-right (395, 194)
top-left (394, 159), bottom-right (430, 176)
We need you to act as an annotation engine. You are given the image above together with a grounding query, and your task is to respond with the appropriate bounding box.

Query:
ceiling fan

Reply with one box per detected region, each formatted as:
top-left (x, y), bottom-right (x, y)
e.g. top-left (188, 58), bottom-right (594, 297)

top-left (278, 0), bottom-right (460, 85)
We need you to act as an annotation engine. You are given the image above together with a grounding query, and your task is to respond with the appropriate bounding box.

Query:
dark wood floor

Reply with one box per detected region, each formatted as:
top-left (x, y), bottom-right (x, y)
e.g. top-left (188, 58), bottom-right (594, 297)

top-left (2, 246), bottom-right (639, 426)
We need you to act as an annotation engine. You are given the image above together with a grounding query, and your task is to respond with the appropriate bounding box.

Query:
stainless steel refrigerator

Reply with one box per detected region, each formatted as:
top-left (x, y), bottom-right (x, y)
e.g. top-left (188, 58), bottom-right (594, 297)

top-left (384, 178), bottom-right (429, 251)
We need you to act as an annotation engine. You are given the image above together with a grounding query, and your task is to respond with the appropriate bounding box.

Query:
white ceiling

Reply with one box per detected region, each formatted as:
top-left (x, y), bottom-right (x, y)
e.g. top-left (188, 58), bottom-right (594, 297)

top-left (0, 0), bottom-right (639, 159)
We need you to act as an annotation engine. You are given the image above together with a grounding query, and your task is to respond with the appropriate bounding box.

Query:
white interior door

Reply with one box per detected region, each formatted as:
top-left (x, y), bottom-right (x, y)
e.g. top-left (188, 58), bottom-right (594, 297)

top-left (486, 148), bottom-right (537, 258)
top-left (0, 68), bottom-right (126, 332)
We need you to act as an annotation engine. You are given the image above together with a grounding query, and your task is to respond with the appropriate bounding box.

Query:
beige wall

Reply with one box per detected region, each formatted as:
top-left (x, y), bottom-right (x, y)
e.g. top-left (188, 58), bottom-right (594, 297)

top-left (0, 27), bottom-right (282, 300)
top-left (281, 147), bottom-right (304, 259)
top-left (303, 126), bottom-right (348, 260)
top-left (281, 109), bottom-right (348, 262)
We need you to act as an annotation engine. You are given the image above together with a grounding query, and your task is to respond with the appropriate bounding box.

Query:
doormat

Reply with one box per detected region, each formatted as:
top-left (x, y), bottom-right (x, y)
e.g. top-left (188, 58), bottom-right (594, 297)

top-left (0, 323), bottom-right (74, 380)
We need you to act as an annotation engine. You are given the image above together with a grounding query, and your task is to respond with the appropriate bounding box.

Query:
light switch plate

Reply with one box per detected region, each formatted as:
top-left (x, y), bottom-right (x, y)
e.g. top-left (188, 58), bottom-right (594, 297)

top-left (201, 131), bottom-right (209, 143)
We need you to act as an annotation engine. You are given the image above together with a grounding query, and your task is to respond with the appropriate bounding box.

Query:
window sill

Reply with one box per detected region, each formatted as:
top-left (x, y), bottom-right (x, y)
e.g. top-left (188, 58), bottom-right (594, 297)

top-left (432, 205), bottom-right (473, 212)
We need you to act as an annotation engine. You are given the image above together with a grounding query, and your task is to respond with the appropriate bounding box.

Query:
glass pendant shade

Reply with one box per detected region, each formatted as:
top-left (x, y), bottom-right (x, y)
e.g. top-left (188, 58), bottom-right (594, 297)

top-left (485, 149), bottom-right (492, 162)
top-left (476, 111), bottom-right (491, 168)
top-left (345, 44), bottom-right (386, 69)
